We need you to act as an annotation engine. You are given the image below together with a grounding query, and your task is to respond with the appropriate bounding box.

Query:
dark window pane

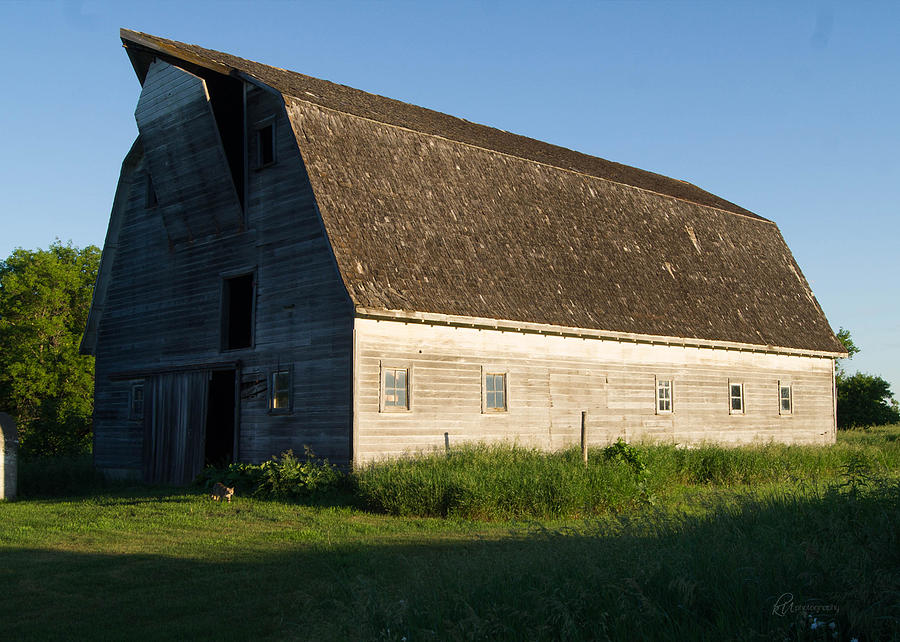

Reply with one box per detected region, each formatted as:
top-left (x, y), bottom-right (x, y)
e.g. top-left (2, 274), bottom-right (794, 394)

top-left (258, 124), bottom-right (274, 165)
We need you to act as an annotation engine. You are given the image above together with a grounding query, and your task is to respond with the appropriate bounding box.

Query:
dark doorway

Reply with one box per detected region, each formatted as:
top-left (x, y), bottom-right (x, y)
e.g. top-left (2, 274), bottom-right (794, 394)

top-left (205, 370), bottom-right (236, 467)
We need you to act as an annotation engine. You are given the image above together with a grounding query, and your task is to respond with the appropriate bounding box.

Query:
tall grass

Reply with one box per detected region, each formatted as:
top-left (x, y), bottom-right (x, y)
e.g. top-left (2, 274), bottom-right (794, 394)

top-left (355, 444), bottom-right (652, 519)
top-left (17, 454), bottom-right (108, 497)
top-left (356, 428), bottom-right (900, 520)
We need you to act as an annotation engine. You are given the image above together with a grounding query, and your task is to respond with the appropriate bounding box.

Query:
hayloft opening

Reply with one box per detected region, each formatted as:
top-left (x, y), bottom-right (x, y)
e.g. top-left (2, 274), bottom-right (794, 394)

top-left (203, 72), bottom-right (245, 209)
top-left (205, 369), bottom-right (236, 467)
top-left (222, 273), bottom-right (254, 350)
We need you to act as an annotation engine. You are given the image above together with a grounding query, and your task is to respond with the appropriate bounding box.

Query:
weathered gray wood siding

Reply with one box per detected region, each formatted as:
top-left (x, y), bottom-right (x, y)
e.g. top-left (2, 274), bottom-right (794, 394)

top-left (93, 61), bottom-right (353, 478)
top-left (353, 319), bottom-right (836, 463)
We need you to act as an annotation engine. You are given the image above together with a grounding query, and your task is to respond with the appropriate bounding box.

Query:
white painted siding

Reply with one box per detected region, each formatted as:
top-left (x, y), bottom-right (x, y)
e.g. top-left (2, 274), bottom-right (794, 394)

top-left (354, 319), bottom-right (835, 463)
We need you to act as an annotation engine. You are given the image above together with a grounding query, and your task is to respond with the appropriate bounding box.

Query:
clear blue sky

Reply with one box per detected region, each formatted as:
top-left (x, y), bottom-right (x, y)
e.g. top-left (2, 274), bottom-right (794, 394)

top-left (1, 1), bottom-right (897, 389)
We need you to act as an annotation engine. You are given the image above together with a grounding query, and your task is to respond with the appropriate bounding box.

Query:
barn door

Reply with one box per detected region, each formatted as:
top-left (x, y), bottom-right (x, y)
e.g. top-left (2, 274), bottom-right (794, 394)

top-left (143, 371), bottom-right (209, 484)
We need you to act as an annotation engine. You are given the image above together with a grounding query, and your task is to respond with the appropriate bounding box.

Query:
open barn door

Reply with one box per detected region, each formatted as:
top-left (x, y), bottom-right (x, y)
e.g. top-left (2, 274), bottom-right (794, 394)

top-left (143, 371), bottom-right (209, 484)
top-left (205, 369), bottom-right (237, 468)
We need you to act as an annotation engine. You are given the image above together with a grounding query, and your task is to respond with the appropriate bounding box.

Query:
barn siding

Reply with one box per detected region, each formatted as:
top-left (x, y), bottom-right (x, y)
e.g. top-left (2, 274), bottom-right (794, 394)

top-left (353, 318), bottom-right (835, 463)
top-left (93, 64), bottom-right (352, 479)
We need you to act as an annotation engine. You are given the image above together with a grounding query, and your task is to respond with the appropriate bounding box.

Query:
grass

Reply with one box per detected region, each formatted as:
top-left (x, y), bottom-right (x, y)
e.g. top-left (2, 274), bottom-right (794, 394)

top-left (355, 427), bottom-right (900, 520)
top-left (1, 425), bottom-right (898, 640)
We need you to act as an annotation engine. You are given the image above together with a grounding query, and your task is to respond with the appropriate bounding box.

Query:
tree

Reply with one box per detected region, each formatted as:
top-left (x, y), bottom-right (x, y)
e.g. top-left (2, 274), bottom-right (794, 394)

top-left (837, 373), bottom-right (900, 428)
top-left (834, 326), bottom-right (859, 382)
top-left (0, 241), bottom-right (100, 456)
top-left (833, 328), bottom-right (900, 428)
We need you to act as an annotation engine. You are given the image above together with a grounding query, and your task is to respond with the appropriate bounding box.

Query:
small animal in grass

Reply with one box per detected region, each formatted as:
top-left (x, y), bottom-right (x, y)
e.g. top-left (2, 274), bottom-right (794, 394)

top-left (210, 482), bottom-right (235, 502)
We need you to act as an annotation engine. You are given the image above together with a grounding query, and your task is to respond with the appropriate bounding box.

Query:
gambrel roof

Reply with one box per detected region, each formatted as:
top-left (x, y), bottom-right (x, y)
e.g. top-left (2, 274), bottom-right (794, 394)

top-left (118, 29), bottom-right (845, 355)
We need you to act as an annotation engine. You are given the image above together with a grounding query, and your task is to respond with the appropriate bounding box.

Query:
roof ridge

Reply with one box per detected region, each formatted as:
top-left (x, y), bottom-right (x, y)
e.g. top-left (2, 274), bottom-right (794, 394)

top-left (286, 95), bottom-right (775, 225)
top-left (120, 29), bottom-right (766, 221)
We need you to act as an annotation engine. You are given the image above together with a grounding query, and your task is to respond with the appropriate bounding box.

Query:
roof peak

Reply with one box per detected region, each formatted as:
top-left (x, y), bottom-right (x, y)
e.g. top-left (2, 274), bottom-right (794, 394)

top-left (119, 28), bottom-right (766, 221)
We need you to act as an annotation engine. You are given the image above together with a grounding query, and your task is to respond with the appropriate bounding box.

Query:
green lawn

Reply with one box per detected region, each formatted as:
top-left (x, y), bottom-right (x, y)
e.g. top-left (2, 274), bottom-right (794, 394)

top-left (1, 426), bottom-right (898, 640)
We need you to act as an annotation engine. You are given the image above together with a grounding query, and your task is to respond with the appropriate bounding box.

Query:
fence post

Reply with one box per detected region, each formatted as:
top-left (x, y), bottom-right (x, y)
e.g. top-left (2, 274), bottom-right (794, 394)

top-left (0, 412), bottom-right (17, 500)
top-left (581, 411), bottom-right (588, 466)
top-left (444, 432), bottom-right (450, 455)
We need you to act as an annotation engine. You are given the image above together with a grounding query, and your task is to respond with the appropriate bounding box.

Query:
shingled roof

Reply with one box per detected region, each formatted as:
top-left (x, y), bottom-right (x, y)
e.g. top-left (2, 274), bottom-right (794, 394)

top-left (120, 29), bottom-right (845, 355)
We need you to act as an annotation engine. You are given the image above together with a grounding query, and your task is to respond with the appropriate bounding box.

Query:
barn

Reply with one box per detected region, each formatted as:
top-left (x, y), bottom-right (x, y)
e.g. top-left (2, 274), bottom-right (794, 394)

top-left (81, 29), bottom-right (846, 483)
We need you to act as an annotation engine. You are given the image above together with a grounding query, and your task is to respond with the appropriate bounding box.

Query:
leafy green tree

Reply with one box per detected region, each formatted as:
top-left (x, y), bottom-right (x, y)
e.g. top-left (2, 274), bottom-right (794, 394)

top-left (0, 241), bottom-right (100, 456)
top-left (833, 328), bottom-right (899, 428)
top-left (835, 326), bottom-right (859, 382)
top-left (837, 372), bottom-right (900, 428)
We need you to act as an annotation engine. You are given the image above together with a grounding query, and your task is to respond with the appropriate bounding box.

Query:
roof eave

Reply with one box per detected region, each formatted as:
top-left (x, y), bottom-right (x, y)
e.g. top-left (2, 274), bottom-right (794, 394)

top-left (354, 307), bottom-right (847, 359)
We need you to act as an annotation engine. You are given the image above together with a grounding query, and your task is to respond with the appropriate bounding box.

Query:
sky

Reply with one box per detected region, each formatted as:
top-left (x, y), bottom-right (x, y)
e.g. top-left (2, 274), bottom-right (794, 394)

top-left (1, 1), bottom-right (897, 390)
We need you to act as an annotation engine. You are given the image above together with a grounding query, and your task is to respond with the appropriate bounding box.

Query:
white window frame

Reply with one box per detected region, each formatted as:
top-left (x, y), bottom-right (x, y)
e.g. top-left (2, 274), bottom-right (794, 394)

top-left (380, 362), bottom-right (411, 412)
top-left (729, 380), bottom-right (745, 415)
top-left (482, 368), bottom-right (508, 413)
top-left (656, 377), bottom-right (673, 414)
top-left (778, 381), bottom-right (793, 415)
top-left (269, 367), bottom-right (293, 414)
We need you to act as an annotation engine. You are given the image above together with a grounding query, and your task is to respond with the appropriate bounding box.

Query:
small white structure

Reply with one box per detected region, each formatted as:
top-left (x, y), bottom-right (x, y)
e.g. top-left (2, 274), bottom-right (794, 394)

top-left (0, 412), bottom-right (17, 500)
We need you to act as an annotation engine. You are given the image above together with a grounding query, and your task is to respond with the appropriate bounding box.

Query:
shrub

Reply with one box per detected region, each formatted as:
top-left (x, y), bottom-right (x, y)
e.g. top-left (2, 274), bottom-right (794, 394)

top-left (255, 448), bottom-right (342, 500)
top-left (603, 438), bottom-right (646, 474)
top-left (194, 447), bottom-right (343, 500)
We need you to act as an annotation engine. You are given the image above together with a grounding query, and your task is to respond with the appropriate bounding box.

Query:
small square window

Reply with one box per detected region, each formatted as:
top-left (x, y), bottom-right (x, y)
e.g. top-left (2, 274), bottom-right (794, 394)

top-left (779, 382), bottom-right (792, 415)
top-left (729, 382), bottom-right (744, 414)
top-left (270, 369), bottom-right (292, 413)
top-left (130, 384), bottom-right (144, 420)
top-left (656, 379), bottom-right (672, 414)
top-left (484, 373), bottom-right (507, 412)
top-left (382, 367), bottom-right (409, 411)
top-left (256, 123), bottom-right (275, 168)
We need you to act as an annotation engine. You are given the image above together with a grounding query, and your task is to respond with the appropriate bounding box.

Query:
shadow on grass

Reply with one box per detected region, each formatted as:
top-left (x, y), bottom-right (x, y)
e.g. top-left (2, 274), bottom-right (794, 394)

top-left (1, 484), bottom-right (897, 641)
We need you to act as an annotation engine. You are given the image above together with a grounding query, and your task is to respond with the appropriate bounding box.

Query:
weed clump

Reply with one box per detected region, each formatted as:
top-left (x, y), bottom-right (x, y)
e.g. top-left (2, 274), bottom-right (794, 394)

top-left (603, 438), bottom-right (646, 474)
top-left (195, 447), bottom-right (343, 500)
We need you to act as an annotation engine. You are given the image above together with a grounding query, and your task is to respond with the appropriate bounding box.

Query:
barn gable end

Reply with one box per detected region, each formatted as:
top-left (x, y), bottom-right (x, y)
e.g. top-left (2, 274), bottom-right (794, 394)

top-left (86, 53), bottom-right (354, 480)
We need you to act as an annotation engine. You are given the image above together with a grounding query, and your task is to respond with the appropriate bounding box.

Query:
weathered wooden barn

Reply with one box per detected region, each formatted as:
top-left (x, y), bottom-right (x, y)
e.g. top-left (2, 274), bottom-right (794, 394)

top-left (82, 29), bottom-right (846, 482)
